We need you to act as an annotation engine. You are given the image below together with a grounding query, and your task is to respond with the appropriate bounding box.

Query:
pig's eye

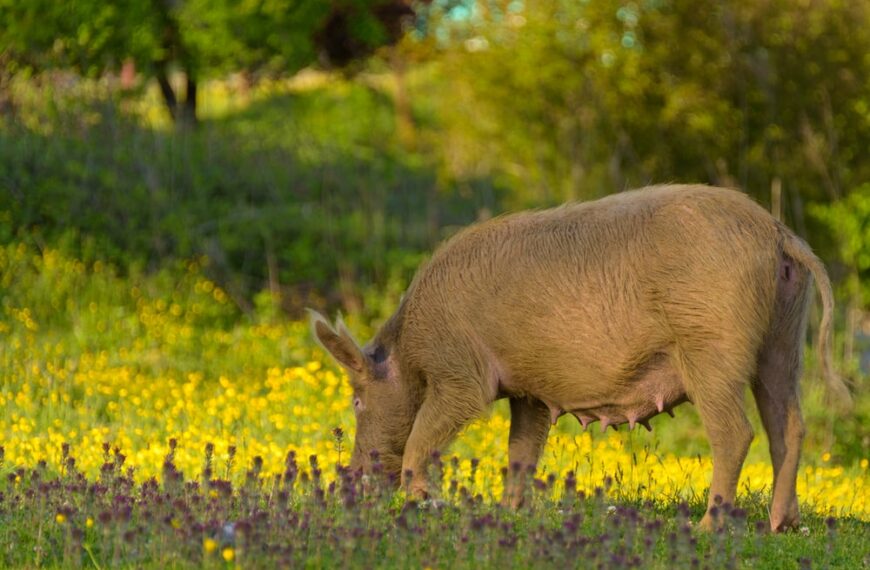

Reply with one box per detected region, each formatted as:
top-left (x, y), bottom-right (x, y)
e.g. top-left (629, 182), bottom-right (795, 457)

top-left (369, 345), bottom-right (387, 364)
top-left (353, 397), bottom-right (363, 412)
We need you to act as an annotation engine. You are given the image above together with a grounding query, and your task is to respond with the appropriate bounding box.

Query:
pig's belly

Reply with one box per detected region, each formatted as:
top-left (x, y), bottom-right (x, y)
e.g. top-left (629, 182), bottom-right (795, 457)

top-left (525, 354), bottom-right (689, 431)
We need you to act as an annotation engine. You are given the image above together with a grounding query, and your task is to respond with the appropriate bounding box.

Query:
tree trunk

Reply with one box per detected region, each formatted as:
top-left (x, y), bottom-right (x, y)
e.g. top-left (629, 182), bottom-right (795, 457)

top-left (178, 74), bottom-right (197, 127)
top-left (152, 0), bottom-right (197, 127)
top-left (845, 292), bottom-right (859, 368)
top-left (156, 67), bottom-right (179, 122)
top-left (391, 48), bottom-right (414, 149)
top-left (0, 55), bottom-right (16, 118)
top-left (155, 67), bottom-right (197, 128)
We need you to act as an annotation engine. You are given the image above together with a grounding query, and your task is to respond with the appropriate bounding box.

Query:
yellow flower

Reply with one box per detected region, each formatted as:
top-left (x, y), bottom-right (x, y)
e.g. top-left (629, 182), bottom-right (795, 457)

top-left (55, 513), bottom-right (66, 524)
top-left (861, 459), bottom-right (868, 470)
top-left (86, 517), bottom-right (94, 528)
top-left (203, 538), bottom-right (218, 554)
top-left (222, 547), bottom-right (235, 562)
top-left (822, 452), bottom-right (831, 463)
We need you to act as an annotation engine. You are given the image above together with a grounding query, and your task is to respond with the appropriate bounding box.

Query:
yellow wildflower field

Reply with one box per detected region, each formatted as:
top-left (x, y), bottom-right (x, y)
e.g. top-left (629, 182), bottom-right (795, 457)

top-left (0, 241), bottom-right (867, 520)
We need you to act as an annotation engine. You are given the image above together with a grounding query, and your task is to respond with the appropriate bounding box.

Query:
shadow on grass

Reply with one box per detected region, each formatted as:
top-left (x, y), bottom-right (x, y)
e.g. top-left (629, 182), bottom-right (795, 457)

top-left (0, 83), bottom-right (508, 314)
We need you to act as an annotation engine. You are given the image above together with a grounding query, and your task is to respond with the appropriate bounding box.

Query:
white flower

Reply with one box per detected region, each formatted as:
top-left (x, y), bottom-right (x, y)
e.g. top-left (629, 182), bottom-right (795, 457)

top-left (222, 522), bottom-right (236, 542)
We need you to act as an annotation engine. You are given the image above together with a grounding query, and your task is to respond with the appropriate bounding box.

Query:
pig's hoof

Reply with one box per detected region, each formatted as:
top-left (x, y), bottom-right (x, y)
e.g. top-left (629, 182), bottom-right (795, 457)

top-left (421, 498), bottom-right (446, 510)
top-left (405, 481), bottom-right (430, 501)
top-left (697, 514), bottom-right (714, 532)
top-left (771, 517), bottom-right (801, 533)
top-left (501, 489), bottom-right (525, 509)
top-left (771, 500), bottom-right (800, 532)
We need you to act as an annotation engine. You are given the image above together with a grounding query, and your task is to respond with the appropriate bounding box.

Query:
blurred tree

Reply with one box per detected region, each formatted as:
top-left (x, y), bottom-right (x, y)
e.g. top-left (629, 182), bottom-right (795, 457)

top-left (0, 0), bottom-right (418, 126)
top-left (422, 0), bottom-right (870, 217)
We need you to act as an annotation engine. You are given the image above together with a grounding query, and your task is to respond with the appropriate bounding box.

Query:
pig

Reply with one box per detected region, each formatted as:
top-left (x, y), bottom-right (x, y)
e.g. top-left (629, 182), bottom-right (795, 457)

top-left (311, 184), bottom-right (851, 532)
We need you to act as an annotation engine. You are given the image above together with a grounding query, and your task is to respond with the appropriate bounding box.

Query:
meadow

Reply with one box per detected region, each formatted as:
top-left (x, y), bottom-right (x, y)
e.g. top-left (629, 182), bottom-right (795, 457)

top-left (0, 53), bottom-right (868, 567)
top-left (0, 233), bottom-right (868, 568)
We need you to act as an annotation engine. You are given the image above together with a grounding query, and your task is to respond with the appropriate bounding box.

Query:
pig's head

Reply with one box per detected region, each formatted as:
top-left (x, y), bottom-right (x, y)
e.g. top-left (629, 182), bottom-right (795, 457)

top-left (310, 311), bottom-right (413, 482)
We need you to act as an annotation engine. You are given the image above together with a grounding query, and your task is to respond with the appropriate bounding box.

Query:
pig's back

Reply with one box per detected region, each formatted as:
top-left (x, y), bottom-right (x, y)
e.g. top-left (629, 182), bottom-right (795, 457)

top-left (409, 184), bottom-right (777, 303)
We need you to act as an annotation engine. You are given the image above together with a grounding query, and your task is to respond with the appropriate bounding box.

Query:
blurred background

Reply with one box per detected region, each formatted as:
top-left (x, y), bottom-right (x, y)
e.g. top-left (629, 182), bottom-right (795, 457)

top-left (0, 3), bottom-right (867, 402)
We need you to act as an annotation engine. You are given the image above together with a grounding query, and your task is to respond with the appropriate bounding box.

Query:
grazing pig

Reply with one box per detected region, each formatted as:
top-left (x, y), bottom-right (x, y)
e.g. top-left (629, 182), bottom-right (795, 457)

top-left (311, 184), bottom-right (851, 532)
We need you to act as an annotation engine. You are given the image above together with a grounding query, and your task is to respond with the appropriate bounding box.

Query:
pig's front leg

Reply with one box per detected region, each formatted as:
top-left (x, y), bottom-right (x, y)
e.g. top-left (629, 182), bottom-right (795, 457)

top-left (400, 384), bottom-right (486, 499)
top-left (504, 396), bottom-right (551, 507)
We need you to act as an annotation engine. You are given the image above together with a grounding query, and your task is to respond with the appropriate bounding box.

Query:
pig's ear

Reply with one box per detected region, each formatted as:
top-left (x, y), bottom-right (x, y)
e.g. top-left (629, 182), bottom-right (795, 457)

top-left (309, 310), bottom-right (365, 373)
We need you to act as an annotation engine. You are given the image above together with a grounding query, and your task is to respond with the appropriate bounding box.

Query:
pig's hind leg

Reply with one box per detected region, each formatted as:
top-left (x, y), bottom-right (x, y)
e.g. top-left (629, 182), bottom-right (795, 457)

top-left (681, 353), bottom-right (755, 531)
top-left (752, 345), bottom-right (804, 532)
top-left (504, 396), bottom-right (551, 507)
top-left (751, 256), bottom-right (810, 532)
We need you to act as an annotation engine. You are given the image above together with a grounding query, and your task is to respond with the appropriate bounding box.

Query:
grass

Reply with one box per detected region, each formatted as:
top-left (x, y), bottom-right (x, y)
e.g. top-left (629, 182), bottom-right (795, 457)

top-left (0, 237), bottom-right (868, 568)
top-left (0, 442), bottom-right (867, 569)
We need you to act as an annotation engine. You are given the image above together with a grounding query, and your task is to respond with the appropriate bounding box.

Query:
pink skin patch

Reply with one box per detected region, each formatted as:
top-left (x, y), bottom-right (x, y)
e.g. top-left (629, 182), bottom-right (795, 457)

top-left (548, 403), bottom-right (563, 425)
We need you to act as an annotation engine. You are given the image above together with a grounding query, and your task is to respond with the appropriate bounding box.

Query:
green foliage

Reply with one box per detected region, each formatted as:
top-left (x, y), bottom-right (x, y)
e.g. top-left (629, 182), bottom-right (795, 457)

top-left (0, 1), bottom-right (147, 74)
top-left (421, 0), bottom-right (870, 213)
top-left (0, 0), bottom-right (412, 123)
top-left (0, 0), bottom-right (399, 75)
top-left (811, 185), bottom-right (870, 307)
